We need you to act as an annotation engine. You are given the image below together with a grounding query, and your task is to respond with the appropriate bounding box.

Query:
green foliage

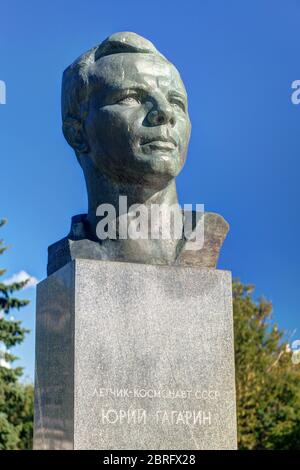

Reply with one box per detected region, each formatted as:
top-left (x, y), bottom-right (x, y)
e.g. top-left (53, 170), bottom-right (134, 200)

top-left (0, 219), bottom-right (33, 450)
top-left (233, 280), bottom-right (300, 449)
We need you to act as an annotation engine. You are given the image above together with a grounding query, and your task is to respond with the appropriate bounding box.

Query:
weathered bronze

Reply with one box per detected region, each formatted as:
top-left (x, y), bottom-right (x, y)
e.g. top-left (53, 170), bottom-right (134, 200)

top-left (48, 32), bottom-right (228, 275)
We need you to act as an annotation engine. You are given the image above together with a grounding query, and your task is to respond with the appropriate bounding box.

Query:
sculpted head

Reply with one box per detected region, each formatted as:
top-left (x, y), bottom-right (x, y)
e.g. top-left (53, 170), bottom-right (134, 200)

top-left (62, 32), bottom-right (191, 190)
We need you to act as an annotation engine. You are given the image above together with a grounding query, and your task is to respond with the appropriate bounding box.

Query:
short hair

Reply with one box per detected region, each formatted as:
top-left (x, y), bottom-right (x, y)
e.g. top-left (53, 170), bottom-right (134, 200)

top-left (62, 32), bottom-right (168, 153)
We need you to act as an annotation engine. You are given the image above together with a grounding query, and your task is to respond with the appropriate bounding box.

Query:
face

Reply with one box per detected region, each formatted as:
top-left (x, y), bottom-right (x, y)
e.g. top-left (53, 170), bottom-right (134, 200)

top-left (83, 53), bottom-right (191, 188)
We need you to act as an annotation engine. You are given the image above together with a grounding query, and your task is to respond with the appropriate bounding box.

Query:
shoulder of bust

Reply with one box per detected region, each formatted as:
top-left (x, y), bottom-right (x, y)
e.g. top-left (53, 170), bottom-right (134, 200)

top-left (176, 211), bottom-right (229, 268)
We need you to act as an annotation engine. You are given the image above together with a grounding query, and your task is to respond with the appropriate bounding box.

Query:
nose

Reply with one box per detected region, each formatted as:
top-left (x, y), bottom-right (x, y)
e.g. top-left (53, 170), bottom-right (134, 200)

top-left (146, 98), bottom-right (176, 127)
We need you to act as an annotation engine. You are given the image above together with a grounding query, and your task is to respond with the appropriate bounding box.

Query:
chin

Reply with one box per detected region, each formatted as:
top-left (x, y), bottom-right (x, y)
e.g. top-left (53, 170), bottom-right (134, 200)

top-left (136, 150), bottom-right (181, 170)
top-left (135, 156), bottom-right (182, 187)
top-left (136, 153), bottom-right (179, 176)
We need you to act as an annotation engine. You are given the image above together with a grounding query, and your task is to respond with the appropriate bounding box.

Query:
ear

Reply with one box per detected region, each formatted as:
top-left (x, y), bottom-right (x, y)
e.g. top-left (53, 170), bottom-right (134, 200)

top-left (62, 117), bottom-right (90, 155)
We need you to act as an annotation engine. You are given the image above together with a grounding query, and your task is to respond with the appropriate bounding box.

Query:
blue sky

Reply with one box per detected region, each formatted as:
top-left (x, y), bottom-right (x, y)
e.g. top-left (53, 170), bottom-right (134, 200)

top-left (1, 0), bottom-right (300, 380)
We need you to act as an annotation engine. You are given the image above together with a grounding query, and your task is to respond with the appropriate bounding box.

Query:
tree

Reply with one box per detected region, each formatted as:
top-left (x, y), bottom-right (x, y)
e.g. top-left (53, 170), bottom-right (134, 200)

top-left (0, 219), bottom-right (33, 450)
top-left (233, 280), bottom-right (300, 449)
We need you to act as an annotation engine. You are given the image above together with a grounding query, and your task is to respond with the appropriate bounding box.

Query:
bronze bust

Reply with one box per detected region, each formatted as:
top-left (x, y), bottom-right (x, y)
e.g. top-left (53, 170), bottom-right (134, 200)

top-left (48, 32), bottom-right (228, 275)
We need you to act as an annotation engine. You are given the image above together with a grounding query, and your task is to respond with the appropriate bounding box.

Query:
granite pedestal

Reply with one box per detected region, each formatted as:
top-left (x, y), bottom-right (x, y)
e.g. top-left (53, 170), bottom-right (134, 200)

top-left (34, 259), bottom-right (237, 450)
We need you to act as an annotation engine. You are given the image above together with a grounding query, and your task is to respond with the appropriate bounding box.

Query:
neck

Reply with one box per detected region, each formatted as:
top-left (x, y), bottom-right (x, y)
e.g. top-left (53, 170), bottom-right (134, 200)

top-left (82, 158), bottom-right (181, 241)
top-left (79, 157), bottom-right (182, 264)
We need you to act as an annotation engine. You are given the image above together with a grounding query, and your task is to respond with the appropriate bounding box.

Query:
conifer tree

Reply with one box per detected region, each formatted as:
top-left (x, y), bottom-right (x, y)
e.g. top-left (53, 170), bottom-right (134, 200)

top-left (0, 219), bottom-right (33, 450)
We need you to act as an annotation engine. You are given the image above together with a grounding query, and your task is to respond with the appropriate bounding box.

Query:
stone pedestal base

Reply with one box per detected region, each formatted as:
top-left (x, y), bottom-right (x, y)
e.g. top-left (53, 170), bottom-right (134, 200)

top-left (34, 259), bottom-right (237, 450)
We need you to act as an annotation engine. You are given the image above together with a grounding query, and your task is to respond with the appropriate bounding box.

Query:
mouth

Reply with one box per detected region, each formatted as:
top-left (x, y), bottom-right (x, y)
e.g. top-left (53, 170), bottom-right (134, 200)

top-left (141, 137), bottom-right (177, 152)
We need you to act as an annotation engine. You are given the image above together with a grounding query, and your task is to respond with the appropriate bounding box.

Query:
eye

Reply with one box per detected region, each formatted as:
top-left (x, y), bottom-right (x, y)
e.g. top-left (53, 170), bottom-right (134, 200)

top-left (170, 99), bottom-right (186, 112)
top-left (117, 95), bottom-right (141, 105)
